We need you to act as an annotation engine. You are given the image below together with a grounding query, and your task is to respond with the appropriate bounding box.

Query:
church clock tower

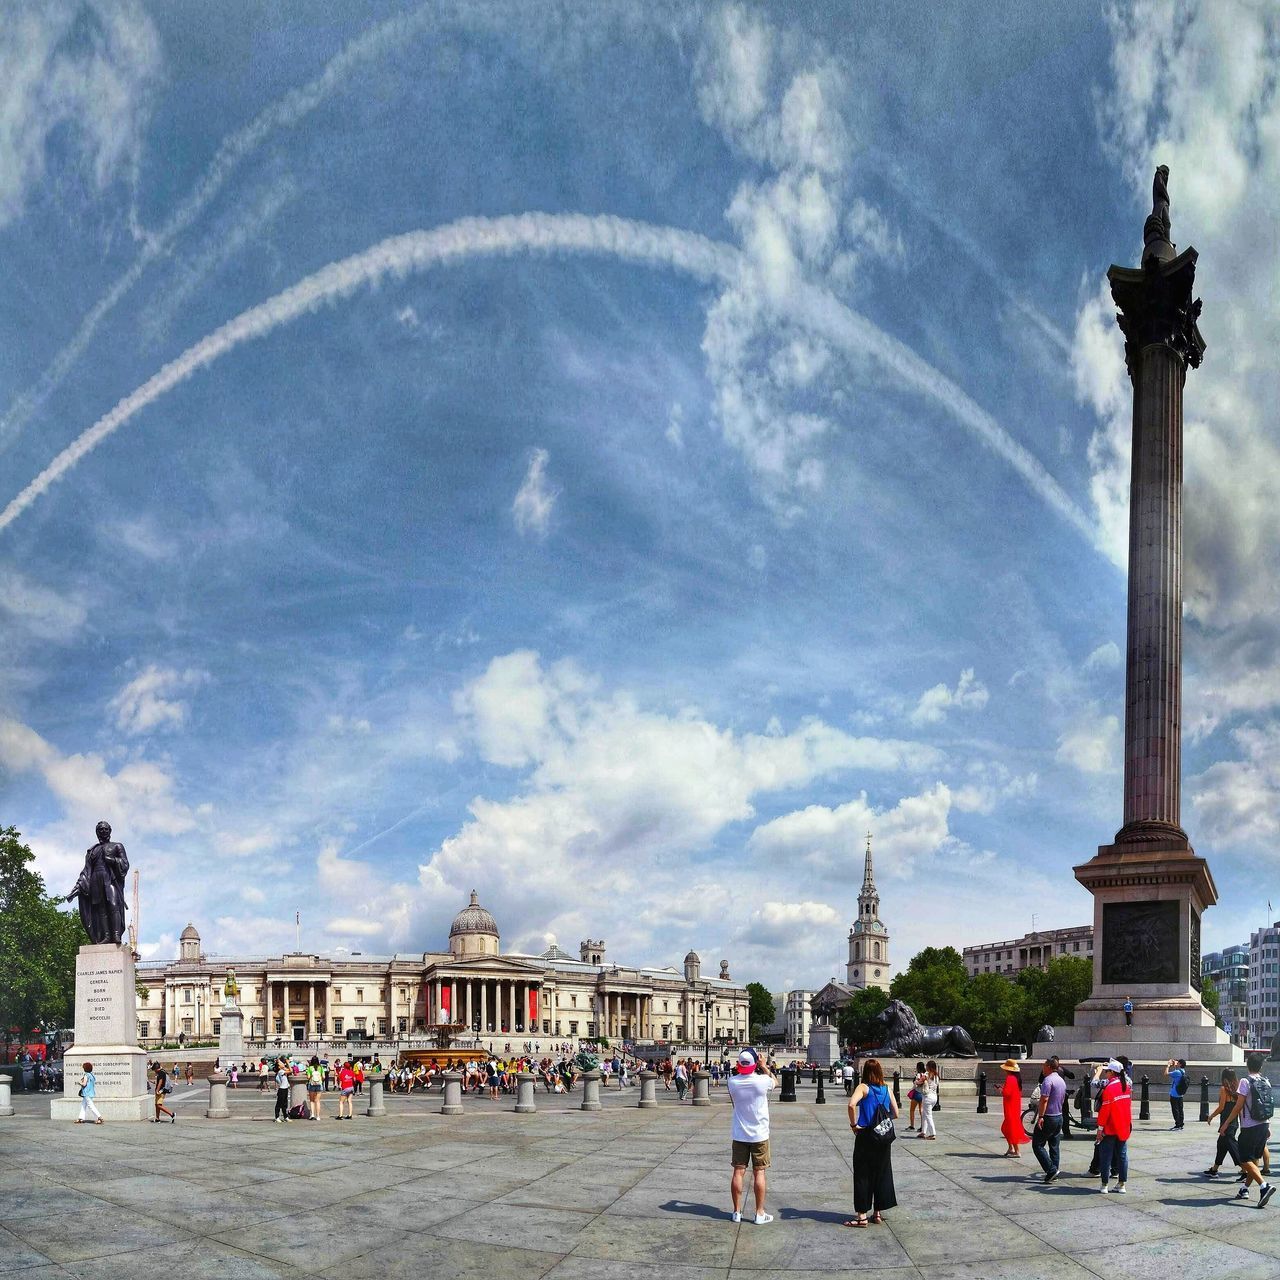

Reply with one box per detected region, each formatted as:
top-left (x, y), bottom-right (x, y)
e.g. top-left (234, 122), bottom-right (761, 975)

top-left (846, 832), bottom-right (890, 991)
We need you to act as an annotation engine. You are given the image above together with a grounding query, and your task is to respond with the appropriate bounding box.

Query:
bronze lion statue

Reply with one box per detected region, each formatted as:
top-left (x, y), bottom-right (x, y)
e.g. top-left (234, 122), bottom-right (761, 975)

top-left (874, 998), bottom-right (977, 1057)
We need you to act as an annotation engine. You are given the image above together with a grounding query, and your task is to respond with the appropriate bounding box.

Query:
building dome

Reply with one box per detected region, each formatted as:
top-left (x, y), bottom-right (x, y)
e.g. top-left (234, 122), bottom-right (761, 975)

top-left (684, 949), bottom-right (700, 964)
top-left (448, 891), bottom-right (500, 958)
top-left (180, 923), bottom-right (200, 940)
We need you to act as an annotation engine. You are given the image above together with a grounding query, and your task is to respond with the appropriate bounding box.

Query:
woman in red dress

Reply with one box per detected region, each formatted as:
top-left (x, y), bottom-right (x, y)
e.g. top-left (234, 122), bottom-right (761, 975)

top-left (1000, 1058), bottom-right (1029, 1156)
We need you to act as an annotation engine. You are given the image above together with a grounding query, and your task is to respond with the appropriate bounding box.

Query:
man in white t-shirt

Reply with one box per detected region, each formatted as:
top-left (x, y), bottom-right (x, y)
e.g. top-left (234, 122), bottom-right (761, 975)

top-left (725, 1048), bottom-right (775, 1225)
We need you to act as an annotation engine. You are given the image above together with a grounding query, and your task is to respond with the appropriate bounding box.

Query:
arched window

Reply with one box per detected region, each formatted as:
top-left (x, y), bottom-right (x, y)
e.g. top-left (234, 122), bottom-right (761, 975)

top-left (873, 942), bottom-right (880, 959)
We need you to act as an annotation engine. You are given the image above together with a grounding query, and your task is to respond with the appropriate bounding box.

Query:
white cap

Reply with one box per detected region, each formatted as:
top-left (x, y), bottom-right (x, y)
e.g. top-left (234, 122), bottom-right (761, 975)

top-left (1106, 1058), bottom-right (1124, 1073)
top-left (737, 1049), bottom-right (757, 1066)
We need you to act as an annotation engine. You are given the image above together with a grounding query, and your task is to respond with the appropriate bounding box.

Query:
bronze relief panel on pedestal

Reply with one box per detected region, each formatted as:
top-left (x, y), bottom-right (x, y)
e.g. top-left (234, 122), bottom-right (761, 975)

top-left (1101, 901), bottom-right (1180, 985)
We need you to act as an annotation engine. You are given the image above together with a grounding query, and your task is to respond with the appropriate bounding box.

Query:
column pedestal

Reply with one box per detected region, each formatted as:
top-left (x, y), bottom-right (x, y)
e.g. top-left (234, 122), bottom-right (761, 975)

top-left (206, 1073), bottom-right (230, 1119)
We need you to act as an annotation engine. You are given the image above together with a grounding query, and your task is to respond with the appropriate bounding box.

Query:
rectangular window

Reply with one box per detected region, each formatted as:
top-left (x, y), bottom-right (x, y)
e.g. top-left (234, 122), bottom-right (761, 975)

top-left (138, 1021), bottom-right (149, 1038)
top-left (212, 1018), bottom-right (221, 1034)
top-left (182, 1018), bottom-right (193, 1033)
top-left (316, 1018), bottom-right (326, 1034)
top-left (334, 989), bottom-right (341, 1003)
top-left (542, 1020), bottom-right (550, 1033)
top-left (355, 1017), bottom-right (366, 1030)
top-left (274, 1019), bottom-right (283, 1034)
top-left (378, 1018), bottom-right (387, 1035)
top-left (569, 1021), bottom-right (579, 1035)
top-left (398, 1018), bottom-right (407, 1033)
top-left (356, 989), bottom-right (364, 1002)
top-left (571, 994), bottom-right (578, 1007)
top-left (333, 1018), bottom-right (343, 1034)
top-left (554, 1020), bottom-right (561, 1034)
top-left (183, 989), bottom-right (192, 1003)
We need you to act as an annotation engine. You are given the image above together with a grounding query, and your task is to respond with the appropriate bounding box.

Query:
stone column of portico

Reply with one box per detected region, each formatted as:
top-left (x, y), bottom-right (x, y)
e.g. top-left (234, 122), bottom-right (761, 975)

top-left (509, 983), bottom-right (516, 1034)
top-left (307, 984), bottom-right (315, 1040)
top-left (450, 980), bottom-right (457, 1023)
top-left (480, 981), bottom-right (487, 1033)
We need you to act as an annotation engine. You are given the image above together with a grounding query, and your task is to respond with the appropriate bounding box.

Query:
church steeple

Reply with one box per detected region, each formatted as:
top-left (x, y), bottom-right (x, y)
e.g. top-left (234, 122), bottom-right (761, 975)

top-left (846, 830), bottom-right (890, 991)
top-left (858, 831), bottom-right (880, 921)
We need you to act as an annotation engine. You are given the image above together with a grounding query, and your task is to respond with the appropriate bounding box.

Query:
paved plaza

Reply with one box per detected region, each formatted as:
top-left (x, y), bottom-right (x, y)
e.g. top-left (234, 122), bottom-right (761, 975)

top-left (1, 1082), bottom-right (1277, 1279)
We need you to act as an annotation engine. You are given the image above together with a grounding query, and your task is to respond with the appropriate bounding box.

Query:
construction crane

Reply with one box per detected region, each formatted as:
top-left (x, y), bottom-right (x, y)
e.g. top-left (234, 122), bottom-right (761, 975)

top-left (127, 870), bottom-right (140, 959)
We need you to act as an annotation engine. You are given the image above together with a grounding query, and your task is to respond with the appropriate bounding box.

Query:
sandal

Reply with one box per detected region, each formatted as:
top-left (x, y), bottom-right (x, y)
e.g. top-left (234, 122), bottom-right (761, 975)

top-left (842, 1218), bottom-right (869, 1228)
top-left (871, 1212), bottom-right (883, 1224)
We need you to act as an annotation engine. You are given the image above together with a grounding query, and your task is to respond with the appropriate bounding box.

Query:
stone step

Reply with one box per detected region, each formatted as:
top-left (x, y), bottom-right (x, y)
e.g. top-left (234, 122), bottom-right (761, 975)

top-left (1066, 1022), bottom-right (1224, 1044)
top-left (1074, 1006), bottom-right (1217, 1030)
top-left (1032, 1037), bottom-right (1241, 1064)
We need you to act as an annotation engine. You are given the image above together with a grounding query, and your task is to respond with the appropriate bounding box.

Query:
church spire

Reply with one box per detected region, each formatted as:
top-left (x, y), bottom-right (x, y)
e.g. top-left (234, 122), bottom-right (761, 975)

top-left (846, 829), bottom-right (890, 992)
top-left (861, 831), bottom-right (875, 892)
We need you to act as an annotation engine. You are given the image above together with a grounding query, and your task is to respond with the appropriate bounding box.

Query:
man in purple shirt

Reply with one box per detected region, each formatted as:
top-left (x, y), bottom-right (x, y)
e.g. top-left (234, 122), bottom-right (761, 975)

top-left (1032, 1057), bottom-right (1068, 1183)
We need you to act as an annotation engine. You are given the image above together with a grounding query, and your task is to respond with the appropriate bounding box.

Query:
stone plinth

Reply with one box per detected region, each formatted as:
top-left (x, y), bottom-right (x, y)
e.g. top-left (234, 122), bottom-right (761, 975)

top-left (51, 944), bottom-right (150, 1121)
top-left (365, 1078), bottom-right (386, 1117)
top-left (218, 1004), bottom-right (244, 1062)
top-left (808, 1022), bottom-right (839, 1067)
top-left (441, 1071), bottom-right (464, 1115)
top-left (579, 1070), bottom-right (602, 1111)
top-left (0, 1078), bottom-right (13, 1117)
top-left (691, 1071), bottom-right (711, 1106)
top-left (206, 1073), bottom-right (230, 1119)
top-left (514, 1071), bottom-right (536, 1114)
top-left (638, 1070), bottom-right (658, 1108)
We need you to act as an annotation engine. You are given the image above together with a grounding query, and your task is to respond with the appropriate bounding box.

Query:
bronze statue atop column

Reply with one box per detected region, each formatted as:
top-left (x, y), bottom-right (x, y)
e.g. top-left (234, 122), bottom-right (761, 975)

top-left (65, 820), bottom-right (130, 945)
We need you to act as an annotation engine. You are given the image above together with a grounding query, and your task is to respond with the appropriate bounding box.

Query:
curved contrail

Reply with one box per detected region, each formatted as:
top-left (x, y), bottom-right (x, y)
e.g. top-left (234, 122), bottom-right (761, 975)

top-left (0, 1), bottom-right (448, 453)
top-left (0, 212), bottom-right (1092, 541)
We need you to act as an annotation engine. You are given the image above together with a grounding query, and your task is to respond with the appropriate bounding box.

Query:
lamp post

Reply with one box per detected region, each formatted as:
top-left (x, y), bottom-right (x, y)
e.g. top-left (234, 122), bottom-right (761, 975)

top-left (700, 989), bottom-right (713, 1066)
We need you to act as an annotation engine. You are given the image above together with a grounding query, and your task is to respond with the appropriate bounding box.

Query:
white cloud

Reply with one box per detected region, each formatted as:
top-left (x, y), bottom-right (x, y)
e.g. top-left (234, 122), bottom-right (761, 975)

top-left (0, 567), bottom-right (87, 640)
top-left (512, 447), bottom-right (557, 538)
top-left (1055, 708), bottom-right (1120, 774)
top-left (736, 900), bottom-right (840, 948)
top-left (910, 668), bottom-right (990, 726)
top-left (0, 1), bottom-right (161, 229)
top-left (748, 783), bottom-right (956, 879)
top-left (109, 664), bottom-right (208, 735)
top-left (1191, 722), bottom-right (1280, 850)
top-left (395, 304), bottom-right (420, 328)
top-left (665, 401), bottom-right (685, 449)
top-left (326, 916), bottom-right (385, 938)
top-left (1085, 641), bottom-right (1121, 671)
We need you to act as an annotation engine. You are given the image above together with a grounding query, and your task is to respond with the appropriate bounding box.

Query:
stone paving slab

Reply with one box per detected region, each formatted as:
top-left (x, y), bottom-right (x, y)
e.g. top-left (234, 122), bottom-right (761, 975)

top-left (0, 1085), bottom-right (1276, 1278)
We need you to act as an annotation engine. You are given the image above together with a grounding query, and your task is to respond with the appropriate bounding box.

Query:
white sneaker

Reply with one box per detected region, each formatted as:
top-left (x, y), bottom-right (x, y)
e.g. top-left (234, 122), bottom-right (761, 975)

top-left (1115, 1184), bottom-right (1127, 1194)
top-left (1099, 1183), bottom-right (1110, 1194)
top-left (754, 1213), bottom-right (773, 1225)
top-left (274, 1117), bottom-right (283, 1124)
top-left (731, 1211), bottom-right (741, 1223)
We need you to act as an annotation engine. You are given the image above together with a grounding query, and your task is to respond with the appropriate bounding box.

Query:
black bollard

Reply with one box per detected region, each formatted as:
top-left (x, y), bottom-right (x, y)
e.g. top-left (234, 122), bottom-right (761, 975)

top-left (1078, 1080), bottom-right (1095, 1129)
top-left (811, 1067), bottom-right (818, 1085)
top-left (976, 1070), bottom-right (988, 1114)
top-left (1198, 1075), bottom-right (1210, 1123)
top-left (1139, 1074), bottom-right (1150, 1121)
top-left (780, 1066), bottom-right (797, 1102)
top-left (892, 1070), bottom-right (901, 1107)
top-left (815, 1073), bottom-right (826, 1104)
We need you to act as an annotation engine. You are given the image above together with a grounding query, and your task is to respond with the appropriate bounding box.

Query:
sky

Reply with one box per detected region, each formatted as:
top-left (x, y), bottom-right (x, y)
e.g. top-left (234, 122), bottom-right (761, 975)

top-left (2, 0), bottom-right (1278, 992)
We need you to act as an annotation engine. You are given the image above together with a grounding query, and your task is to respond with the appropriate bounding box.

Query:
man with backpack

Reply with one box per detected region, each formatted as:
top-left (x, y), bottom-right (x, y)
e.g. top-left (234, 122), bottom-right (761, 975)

top-left (1166, 1057), bottom-right (1188, 1130)
top-left (1220, 1053), bottom-right (1273, 1208)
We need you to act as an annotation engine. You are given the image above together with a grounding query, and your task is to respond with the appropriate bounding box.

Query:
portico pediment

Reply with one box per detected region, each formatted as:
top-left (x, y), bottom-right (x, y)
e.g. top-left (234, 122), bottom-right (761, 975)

top-left (430, 955), bottom-right (546, 978)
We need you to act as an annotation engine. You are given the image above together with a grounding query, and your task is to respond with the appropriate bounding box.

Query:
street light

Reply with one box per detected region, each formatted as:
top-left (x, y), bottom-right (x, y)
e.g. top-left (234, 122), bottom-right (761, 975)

top-left (700, 988), bottom-right (714, 1066)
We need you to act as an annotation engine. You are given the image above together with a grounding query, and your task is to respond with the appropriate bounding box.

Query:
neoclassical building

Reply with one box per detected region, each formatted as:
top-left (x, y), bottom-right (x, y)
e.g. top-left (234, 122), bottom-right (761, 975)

top-left (811, 834), bottom-right (892, 1021)
top-left (135, 891), bottom-right (749, 1047)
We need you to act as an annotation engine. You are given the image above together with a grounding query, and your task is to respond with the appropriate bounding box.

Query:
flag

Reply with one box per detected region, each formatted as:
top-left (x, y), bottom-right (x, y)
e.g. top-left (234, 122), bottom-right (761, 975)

top-left (296, 910), bottom-right (300, 925)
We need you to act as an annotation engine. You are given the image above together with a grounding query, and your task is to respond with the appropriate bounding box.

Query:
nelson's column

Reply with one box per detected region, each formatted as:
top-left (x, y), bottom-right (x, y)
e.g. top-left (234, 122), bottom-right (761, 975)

top-left (1038, 167), bottom-right (1241, 1067)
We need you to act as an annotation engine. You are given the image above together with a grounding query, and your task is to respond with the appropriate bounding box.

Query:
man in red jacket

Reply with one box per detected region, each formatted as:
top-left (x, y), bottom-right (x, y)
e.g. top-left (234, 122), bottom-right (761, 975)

top-left (1095, 1058), bottom-right (1132, 1194)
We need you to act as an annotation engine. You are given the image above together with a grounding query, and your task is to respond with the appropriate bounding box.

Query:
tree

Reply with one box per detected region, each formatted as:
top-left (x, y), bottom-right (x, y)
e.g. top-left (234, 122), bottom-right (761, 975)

top-left (836, 986), bottom-right (889, 1048)
top-left (1016, 956), bottom-right (1093, 1046)
top-left (746, 983), bottom-right (775, 1037)
top-left (1201, 976), bottom-right (1221, 1026)
top-left (889, 946), bottom-right (969, 1025)
top-left (961, 973), bottom-right (1029, 1047)
top-left (0, 826), bottom-right (87, 1058)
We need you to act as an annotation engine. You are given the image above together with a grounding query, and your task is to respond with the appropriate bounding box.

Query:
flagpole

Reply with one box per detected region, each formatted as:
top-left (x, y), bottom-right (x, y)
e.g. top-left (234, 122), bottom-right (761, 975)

top-left (296, 910), bottom-right (300, 951)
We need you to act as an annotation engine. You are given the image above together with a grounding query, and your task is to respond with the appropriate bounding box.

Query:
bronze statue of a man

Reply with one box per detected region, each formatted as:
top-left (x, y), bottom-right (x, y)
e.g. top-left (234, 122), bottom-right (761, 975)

top-left (65, 821), bottom-right (130, 945)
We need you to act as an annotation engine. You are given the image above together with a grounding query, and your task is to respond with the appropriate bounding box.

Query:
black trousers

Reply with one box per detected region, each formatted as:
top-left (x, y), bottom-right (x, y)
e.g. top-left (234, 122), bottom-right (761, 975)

top-left (274, 1088), bottom-right (289, 1119)
top-left (1170, 1096), bottom-right (1184, 1127)
top-left (1215, 1119), bottom-right (1240, 1168)
top-left (852, 1130), bottom-right (897, 1215)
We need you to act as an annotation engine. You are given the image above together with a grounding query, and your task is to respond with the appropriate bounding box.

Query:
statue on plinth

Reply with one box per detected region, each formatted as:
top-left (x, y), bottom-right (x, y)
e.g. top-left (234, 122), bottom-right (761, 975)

top-left (223, 969), bottom-right (240, 1005)
top-left (1142, 163), bottom-right (1173, 261)
top-left (65, 821), bottom-right (129, 945)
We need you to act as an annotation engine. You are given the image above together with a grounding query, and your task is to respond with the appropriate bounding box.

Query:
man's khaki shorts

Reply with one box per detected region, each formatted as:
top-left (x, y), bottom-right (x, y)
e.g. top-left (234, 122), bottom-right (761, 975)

top-left (731, 1139), bottom-right (771, 1169)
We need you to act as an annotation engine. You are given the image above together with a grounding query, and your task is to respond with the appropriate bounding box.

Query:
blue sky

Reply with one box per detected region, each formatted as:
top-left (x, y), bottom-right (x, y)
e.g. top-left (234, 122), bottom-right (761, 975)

top-left (2, 1), bottom-right (1278, 990)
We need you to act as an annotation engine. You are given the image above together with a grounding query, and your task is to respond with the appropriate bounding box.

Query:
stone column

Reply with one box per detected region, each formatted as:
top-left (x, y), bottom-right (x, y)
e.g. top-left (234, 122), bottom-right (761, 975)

top-left (480, 981), bottom-right (487, 1033)
top-left (638, 1070), bottom-right (657, 1108)
top-left (441, 1071), bottom-right (464, 1115)
top-left (282, 983), bottom-right (290, 1037)
top-left (365, 1077), bottom-right (386, 1117)
top-left (289, 1076), bottom-right (307, 1112)
top-left (509, 982), bottom-right (516, 1034)
top-left (450, 979), bottom-right (457, 1023)
top-left (206, 1072), bottom-right (230, 1119)
top-left (0, 1077), bottom-right (13, 1117)
top-left (580, 1069), bottom-right (602, 1111)
top-left (308, 984), bottom-right (315, 1040)
top-left (515, 1071), bottom-right (536, 1114)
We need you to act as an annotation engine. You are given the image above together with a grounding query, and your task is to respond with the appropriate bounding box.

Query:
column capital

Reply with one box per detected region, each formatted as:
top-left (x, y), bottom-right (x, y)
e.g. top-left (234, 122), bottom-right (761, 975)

top-left (1108, 249), bottom-right (1204, 384)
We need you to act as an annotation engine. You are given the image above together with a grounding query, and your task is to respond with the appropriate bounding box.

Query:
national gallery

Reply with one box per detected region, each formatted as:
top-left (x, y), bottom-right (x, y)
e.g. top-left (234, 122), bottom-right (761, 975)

top-left (135, 891), bottom-right (749, 1048)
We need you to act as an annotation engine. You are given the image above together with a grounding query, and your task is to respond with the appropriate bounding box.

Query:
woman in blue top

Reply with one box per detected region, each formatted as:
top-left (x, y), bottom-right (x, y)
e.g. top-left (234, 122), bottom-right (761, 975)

top-left (845, 1057), bottom-right (898, 1227)
top-left (76, 1061), bottom-right (103, 1124)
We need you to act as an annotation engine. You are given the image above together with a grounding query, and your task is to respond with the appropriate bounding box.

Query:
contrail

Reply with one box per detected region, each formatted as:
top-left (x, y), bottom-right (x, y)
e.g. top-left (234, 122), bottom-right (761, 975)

top-left (0, 2), bottom-right (444, 453)
top-left (0, 212), bottom-right (1091, 542)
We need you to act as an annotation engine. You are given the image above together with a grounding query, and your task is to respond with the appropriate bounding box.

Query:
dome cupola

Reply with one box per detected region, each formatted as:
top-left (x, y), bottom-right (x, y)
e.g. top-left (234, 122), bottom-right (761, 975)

top-left (448, 890), bottom-right (500, 958)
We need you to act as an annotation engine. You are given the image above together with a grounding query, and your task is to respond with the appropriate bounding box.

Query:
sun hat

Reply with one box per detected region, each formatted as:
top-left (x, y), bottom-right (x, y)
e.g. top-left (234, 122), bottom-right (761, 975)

top-left (1105, 1058), bottom-right (1124, 1073)
top-left (999, 1058), bottom-right (1020, 1073)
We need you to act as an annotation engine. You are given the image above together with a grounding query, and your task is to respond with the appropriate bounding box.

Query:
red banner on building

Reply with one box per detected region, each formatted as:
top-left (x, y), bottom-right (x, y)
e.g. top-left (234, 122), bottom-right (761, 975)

top-left (440, 984), bottom-right (451, 1022)
top-left (528, 987), bottom-right (538, 1026)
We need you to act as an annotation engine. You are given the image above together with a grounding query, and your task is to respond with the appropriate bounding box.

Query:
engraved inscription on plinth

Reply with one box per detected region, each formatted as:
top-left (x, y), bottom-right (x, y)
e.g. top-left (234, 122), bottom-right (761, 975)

top-left (1100, 901), bottom-right (1179, 985)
